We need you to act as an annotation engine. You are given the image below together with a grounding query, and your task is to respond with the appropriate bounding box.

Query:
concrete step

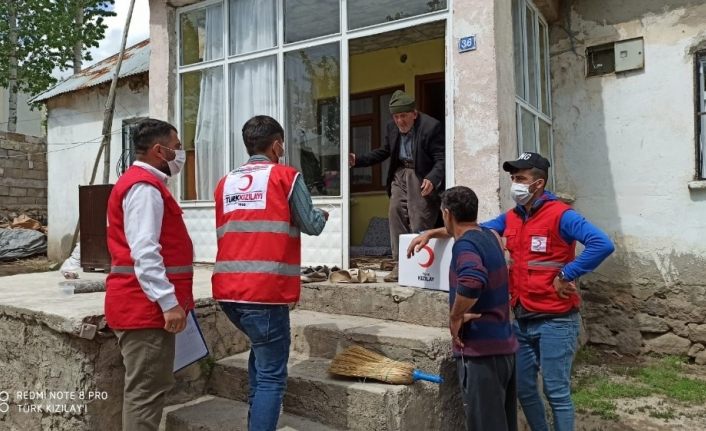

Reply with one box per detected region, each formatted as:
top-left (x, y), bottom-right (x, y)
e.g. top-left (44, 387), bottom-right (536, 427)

top-left (299, 281), bottom-right (448, 328)
top-left (165, 395), bottom-right (339, 431)
top-left (208, 352), bottom-right (457, 431)
top-left (290, 309), bottom-right (450, 373)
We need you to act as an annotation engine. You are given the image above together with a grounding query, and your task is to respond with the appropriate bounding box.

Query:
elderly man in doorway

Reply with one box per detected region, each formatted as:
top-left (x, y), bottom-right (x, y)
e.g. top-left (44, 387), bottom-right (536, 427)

top-left (349, 89), bottom-right (445, 282)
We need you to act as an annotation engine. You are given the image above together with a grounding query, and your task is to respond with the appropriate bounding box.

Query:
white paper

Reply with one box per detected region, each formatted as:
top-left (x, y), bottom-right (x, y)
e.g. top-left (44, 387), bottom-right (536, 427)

top-left (173, 311), bottom-right (209, 372)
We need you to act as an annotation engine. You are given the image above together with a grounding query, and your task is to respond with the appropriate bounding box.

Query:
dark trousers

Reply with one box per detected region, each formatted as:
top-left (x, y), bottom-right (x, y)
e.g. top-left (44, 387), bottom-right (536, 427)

top-left (457, 354), bottom-right (518, 431)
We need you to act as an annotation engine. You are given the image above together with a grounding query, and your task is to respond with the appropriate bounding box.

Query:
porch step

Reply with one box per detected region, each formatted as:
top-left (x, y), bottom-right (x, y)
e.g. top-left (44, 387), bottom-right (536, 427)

top-left (290, 309), bottom-right (450, 373)
top-left (208, 352), bottom-right (448, 431)
top-left (299, 281), bottom-right (449, 327)
top-left (165, 395), bottom-right (339, 431)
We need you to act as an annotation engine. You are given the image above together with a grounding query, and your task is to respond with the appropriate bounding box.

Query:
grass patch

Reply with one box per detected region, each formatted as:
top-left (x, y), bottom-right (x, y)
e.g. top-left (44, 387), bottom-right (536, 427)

top-left (637, 357), bottom-right (706, 403)
top-left (572, 356), bottom-right (706, 420)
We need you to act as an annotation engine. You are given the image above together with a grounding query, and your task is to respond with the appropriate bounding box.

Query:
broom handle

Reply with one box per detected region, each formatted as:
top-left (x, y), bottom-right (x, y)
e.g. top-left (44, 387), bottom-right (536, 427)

top-left (412, 370), bottom-right (443, 384)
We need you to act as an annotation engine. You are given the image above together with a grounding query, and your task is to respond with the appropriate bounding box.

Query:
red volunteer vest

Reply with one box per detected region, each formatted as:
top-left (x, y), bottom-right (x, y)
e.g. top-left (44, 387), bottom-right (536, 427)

top-left (504, 200), bottom-right (578, 314)
top-left (212, 161), bottom-right (301, 303)
top-left (105, 165), bottom-right (194, 330)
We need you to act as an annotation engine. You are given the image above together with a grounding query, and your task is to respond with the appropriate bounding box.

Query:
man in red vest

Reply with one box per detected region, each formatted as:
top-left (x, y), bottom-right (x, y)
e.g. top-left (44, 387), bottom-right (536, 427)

top-left (407, 152), bottom-right (614, 431)
top-left (212, 115), bottom-right (328, 431)
top-left (482, 152), bottom-right (614, 431)
top-left (105, 119), bottom-right (193, 431)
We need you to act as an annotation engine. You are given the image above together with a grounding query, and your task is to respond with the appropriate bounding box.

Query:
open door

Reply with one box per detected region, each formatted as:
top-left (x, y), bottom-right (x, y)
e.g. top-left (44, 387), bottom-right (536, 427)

top-left (347, 22), bottom-right (446, 269)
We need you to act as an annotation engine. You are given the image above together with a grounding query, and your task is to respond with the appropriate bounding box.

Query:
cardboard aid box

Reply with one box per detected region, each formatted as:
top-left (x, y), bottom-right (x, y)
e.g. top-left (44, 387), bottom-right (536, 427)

top-left (398, 234), bottom-right (454, 291)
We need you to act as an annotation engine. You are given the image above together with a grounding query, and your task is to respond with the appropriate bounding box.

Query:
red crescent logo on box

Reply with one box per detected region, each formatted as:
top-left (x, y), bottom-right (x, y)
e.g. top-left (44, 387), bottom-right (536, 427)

top-left (238, 174), bottom-right (253, 191)
top-left (418, 245), bottom-right (435, 269)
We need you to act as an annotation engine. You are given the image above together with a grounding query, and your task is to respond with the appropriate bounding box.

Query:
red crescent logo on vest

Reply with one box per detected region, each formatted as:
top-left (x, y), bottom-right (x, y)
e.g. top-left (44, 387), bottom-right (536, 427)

top-left (418, 245), bottom-right (435, 269)
top-left (238, 174), bottom-right (254, 191)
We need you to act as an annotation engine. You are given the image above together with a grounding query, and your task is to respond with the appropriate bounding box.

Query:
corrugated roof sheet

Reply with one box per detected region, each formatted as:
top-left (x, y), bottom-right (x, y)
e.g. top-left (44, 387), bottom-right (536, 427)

top-left (31, 39), bottom-right (150, 103)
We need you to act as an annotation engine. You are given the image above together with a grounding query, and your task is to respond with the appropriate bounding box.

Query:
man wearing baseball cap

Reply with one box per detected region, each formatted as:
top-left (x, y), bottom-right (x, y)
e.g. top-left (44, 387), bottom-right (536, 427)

top-left (407, 152), bottom-right (614, 431)
top-left (349, 90), bottom-right (445, 281)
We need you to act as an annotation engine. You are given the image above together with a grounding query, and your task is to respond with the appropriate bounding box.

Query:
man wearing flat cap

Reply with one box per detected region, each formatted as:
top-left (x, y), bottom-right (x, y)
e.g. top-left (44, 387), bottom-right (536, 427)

top-left (349, 90), bottom-right (444, 282)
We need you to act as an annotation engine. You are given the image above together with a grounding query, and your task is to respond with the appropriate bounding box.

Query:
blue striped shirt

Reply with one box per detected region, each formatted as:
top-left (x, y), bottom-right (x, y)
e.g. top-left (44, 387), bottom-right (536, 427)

top-left (450, 228), bottom-right (518, 357)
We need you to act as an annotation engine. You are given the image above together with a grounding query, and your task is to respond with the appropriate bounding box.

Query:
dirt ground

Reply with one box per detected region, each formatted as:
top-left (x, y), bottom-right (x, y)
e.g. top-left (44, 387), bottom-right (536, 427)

top-left (0, 255), bottom-right (56, 277)
top-left (570, 348), bottom-right (706, 430)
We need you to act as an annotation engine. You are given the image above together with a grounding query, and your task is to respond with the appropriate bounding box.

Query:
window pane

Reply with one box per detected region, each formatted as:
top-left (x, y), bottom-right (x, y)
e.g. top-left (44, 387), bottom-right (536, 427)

top-left (525, 6), bottom-right (538, 108)
top-left (520, 107), bottom-right (536, 153)
top-left (538, 119), bottom-right (551, 159)
top-left (348, 0), bottom-right (447, 30)
top-left (512, 0), bottom-right (525, 99)
top-left (230, 56), bottom-right (278, 168)
top-left (285, 43), bottom-right (340, 196)
top-left (351, 126), bottom-right (373, 185)
top-left (351, 97), bottom-right (373, 116)
top-left (181, 67), bottom-right (225, 201)
top-left (180, 4), bottom-right (224, 66)
top-left (539, 20), bottom-right (550, 115)
top-left (230, 0), bottom-right (276, 56)
top-left (285, 0), bottom-right (339, 43)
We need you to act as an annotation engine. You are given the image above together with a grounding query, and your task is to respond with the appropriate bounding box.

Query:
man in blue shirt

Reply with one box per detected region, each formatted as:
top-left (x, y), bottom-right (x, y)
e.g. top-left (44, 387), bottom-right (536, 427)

top-left (410, 186), bottom-right (518, 430)
top-left (483, 152), bottom-right (614, 431)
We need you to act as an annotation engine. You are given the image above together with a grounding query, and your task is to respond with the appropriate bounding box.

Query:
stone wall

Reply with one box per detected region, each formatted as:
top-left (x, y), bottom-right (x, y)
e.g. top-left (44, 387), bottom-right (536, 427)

top-left (0, 132), bottom-right (47, 224)
top-left (0, 299), bottom-right (247, 431)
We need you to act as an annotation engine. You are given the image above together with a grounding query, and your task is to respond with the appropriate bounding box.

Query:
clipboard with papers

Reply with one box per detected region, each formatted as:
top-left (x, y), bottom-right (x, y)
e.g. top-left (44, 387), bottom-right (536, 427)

top-left (173, 310), bottom-right (210, 372)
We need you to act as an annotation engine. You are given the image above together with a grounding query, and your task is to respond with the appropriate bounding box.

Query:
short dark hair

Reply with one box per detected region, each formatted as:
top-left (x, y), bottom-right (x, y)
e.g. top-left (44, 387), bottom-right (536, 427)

top-left (528, 167), bottom-right (548, 182)
top-left (133, 119), bottom-right (177, 153)
top-left (242, 115), bottom-right (284, 156)
top-left (441, 186), bottom-right (479, 223)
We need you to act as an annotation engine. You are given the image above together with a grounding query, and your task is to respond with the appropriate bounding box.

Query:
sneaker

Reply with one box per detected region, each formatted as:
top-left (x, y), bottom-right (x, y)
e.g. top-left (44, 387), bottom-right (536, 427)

top-left (383, 265), bottom-right (398, 282)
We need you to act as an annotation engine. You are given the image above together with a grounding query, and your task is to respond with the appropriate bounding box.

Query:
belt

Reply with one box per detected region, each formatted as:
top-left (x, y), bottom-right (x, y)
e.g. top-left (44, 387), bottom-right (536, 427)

top-left (400, 159), bottom-right (414, 169)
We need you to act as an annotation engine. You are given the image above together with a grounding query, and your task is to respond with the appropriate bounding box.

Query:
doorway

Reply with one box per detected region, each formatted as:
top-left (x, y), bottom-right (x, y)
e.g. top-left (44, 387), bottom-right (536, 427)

top-left (347, 21), bottom-right (446, 269)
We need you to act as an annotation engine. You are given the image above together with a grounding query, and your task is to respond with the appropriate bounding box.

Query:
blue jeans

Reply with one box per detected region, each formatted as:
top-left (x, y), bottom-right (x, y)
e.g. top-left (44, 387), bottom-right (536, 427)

top-left (514, 313), bottom-right (580, 431)
top-left (220, 302), bottom-right (291, 431)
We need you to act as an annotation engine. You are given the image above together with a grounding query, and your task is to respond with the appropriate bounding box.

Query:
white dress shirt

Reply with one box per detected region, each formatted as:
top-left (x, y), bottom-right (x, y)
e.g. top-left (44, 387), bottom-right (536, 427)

top-left (122, 161), bottom-right (178, 312)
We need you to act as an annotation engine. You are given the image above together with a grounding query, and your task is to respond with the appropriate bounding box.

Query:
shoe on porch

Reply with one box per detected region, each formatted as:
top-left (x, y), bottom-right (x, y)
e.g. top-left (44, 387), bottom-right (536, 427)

top-left (383, 264), bottom-right (398, 282)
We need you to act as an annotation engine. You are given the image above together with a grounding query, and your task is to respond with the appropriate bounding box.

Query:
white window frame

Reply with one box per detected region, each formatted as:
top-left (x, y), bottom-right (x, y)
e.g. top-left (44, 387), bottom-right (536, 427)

top-left (699, 53), bottom-right (706, 179)
top-left (513, 0), bottom-right (554, 186)
top-left (175, 0), bottom-right (451, 206)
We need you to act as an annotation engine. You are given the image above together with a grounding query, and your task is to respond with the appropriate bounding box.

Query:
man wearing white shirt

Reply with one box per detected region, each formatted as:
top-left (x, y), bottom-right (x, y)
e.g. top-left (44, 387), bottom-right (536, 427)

top-left (105, 119), bottom-right (194, 431)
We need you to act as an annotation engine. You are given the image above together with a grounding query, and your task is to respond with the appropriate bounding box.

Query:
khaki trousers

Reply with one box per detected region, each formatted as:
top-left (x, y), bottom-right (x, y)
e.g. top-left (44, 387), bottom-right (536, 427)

top-left (115, 328), bottom-right (175, 431)
top-left (389, 167), bottom-right (441, 260)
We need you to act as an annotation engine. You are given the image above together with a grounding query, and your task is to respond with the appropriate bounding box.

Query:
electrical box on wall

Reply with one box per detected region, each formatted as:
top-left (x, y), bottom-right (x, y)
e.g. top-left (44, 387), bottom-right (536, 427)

top-left (586, 37), bottom-right (644, 77)
top-left (614, 38), bottom-right (644, 72)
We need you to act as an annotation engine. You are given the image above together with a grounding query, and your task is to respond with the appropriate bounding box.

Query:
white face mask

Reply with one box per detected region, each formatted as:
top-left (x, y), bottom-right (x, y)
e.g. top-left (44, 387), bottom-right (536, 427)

top-left (510, 181), bottom-right (536, 205)
top-left (276, 141), bottom-right (286, 165)
top-left (165, 148), bottom-right (186, 176)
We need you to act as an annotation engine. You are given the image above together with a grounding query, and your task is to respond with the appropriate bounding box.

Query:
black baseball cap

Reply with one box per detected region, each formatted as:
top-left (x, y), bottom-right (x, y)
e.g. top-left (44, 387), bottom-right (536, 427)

top-left (502, 152), bottom-right (551, 173)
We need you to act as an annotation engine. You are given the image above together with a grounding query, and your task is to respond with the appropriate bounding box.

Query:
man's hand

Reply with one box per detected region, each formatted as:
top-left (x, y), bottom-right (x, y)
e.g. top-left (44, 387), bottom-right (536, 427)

top-left (450, 313), bottom-right (482, 349)
top-left (320, 209), bottom-right (329, 221)
top-left (553, 276), bottom-right (577, 299)
top-left (407, 232), bottom-right (431, 258)
top-left (420, 179), bottom-right (434, 197)
top-left (163, 305), bottom-right (186, 333)
top-left (348, 153), bottom-right (356, 167)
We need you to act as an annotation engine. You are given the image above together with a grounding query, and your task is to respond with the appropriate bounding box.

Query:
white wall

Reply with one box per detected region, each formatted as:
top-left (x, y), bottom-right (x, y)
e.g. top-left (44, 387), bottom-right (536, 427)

top-left (551, 0), bottom-right (706, 285)
top-left (46, 78), bottom-right (148, 260)
top-left (0, 87), bottom-right (43, 137)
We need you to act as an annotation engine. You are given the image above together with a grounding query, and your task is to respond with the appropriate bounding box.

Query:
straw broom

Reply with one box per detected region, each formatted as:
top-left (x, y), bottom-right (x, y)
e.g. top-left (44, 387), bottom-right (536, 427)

top-left (328, 345), bottom-right (443, 385)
